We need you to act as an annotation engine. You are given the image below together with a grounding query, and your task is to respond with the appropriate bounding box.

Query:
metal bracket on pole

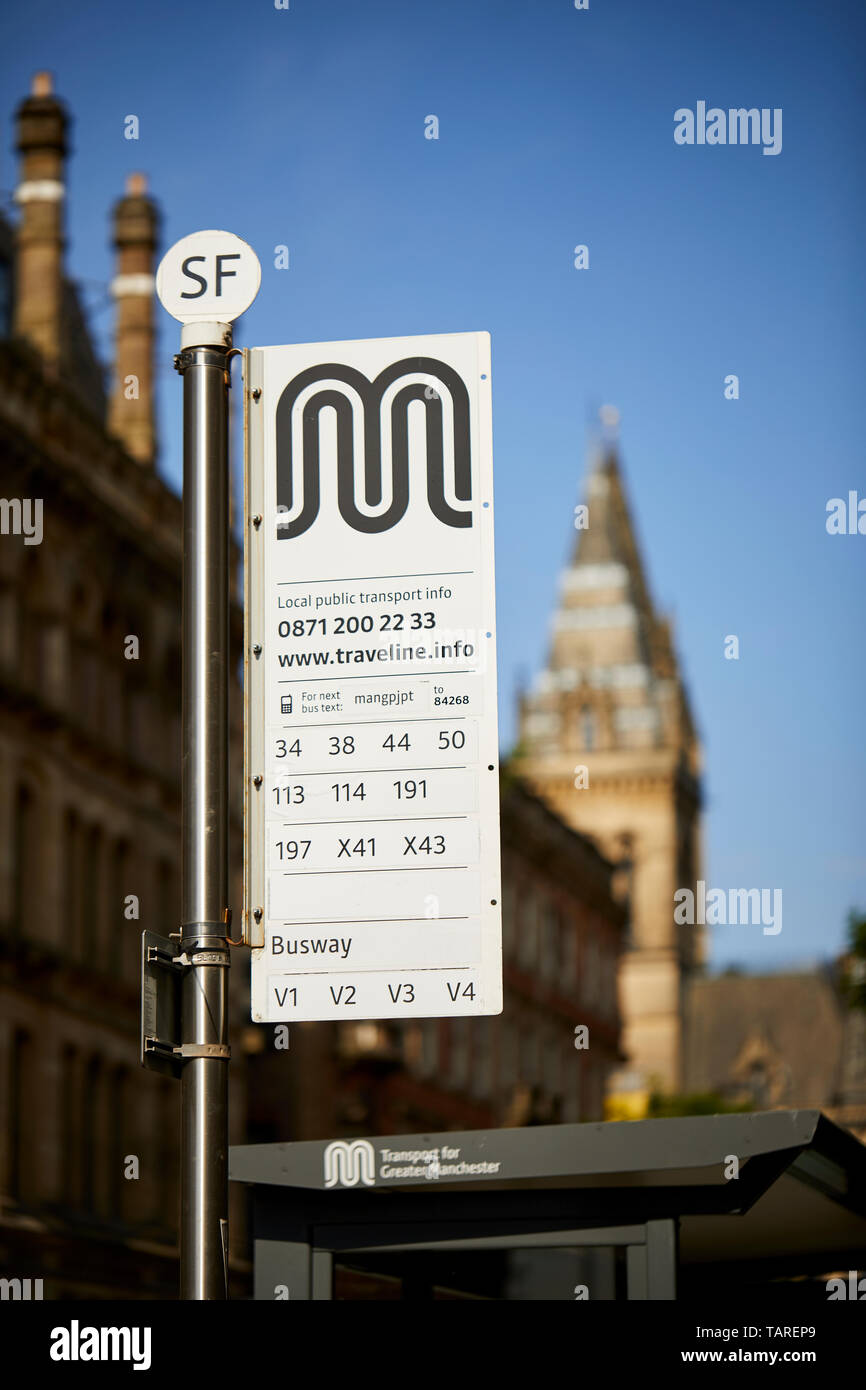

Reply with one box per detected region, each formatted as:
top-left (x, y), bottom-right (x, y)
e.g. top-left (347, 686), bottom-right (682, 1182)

top-left (141, 930), bottom-right (233, 1076)
top-left (141, 930), bottom-right (184, 1078)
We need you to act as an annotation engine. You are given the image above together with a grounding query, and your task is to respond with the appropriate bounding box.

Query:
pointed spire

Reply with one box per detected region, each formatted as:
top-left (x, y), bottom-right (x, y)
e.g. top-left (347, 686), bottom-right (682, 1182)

top-left (571, 405), bottom-right (641, 579)
top-left (598, 401), bottom-right (620, 446)
top-left (546, 403), bottom-right (676, 700)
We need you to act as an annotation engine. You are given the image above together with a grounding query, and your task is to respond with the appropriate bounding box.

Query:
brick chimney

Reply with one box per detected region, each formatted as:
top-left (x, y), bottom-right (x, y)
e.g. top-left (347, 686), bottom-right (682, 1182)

top-left (13, 72), bottom-right (69, 368)
top-left (108, 172), bottom-right (160, 466)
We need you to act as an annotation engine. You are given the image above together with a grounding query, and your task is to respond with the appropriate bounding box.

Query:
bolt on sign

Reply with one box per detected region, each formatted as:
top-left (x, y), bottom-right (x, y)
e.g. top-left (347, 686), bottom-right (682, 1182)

top-left (244, 333), bottom-right (502, 1021)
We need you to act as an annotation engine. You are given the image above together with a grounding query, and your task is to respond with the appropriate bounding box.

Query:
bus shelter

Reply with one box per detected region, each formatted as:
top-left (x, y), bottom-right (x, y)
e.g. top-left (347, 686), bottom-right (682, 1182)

top-left (229, 1109), bottom-right (866, 1300)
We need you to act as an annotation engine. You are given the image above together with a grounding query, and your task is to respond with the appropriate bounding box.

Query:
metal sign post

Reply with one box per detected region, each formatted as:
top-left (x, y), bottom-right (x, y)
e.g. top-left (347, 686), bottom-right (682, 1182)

top-left (152, 230), bottom-right (261, 1299)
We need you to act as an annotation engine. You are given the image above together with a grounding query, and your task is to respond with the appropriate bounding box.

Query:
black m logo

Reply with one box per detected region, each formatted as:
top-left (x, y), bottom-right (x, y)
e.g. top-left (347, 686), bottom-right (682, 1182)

top-left (274, 357), bottom-right (472, 538)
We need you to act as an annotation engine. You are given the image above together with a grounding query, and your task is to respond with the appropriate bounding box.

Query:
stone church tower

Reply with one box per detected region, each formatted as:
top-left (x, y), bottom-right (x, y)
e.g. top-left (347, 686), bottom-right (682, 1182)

top-left (513, 411), bottom-right (703, 1098)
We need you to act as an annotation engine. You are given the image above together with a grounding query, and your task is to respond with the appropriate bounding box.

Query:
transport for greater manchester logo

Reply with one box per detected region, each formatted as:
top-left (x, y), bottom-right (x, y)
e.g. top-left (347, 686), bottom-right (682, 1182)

top-left (323, 1138), bottom-right (376, 1188)
top-left (275, 357), bottom-right (473, 537)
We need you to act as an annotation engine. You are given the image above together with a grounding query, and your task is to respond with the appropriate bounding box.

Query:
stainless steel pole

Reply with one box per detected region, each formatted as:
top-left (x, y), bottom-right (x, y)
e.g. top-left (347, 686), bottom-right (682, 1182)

top-left (178, 341), bottom-right (232, 1299)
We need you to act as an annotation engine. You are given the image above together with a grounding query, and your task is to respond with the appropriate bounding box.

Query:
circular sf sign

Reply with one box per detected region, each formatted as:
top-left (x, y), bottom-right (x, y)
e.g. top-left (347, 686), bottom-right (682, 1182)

top-left (156, 229), bottom-right (261, 324)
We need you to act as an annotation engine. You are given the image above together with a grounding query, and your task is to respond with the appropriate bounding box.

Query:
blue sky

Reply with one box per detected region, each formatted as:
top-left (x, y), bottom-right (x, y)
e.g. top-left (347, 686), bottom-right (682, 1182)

top-left (2, 0), bottom-right (864, 971)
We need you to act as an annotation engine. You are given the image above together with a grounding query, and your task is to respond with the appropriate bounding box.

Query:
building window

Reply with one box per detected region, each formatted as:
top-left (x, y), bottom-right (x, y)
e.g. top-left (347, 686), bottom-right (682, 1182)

top-left (109, 1066), bottom-right (128, 1220)
top-left (156, 856), bottom-right (175, 934)
top-left (561, 908), bottom-right (578, 985)
top-left (8, 1028), bottom-right (32, 1201)
top-left (162, 645), bottom-right (182, 780)
top-left (19, 554), bottom-right (44, 690)
top-left (420, 1020), bottom-right (439, 1078)
top-left (402, 1022), bottom-right (421, 1074)
top-left (517, 888), bottom-right (538, 971)
top-left (540, 900), bottom-right (560, 982)
top-left (157, 1079), bottom-right (178, 1228)
top-left (64, 808), bottom-right (81, 958)
top-left (12, 782), bottom-right (38, 935)
top-left (471, 1020), bottom-right (494, 1100)
top-left (543, 1031), bottom-right (561, 1099)
top-left (519, 1027), bottom-right (539, 1087)
top-left (82, 1054), bottom-right (103, 1214)
top-left (502, 873), bottom-right (517, 957)
top-left (108, 838), bottom-right (130, 974)
top-left (500, 1021), bottom-right (518, 1095)
top-left (82, 824), bottom-right (102, 957)
top-left (580, 705), bottom-right (596, 750)
top-left (449, 1018), bottom-right (470, 1090)
top-left (582, 935), bottom-right (600, 1009)
top-left (0, 582), bottom-right (16, 673)
top-left (60, 1045), bottom-right (78, 1206)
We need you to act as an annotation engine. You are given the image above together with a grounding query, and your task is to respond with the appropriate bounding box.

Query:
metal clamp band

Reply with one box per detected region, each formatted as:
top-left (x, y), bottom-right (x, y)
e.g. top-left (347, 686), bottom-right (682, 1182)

top-left (188, 950), bottom-right (230, 967)
top-left (178, 920), bottom-right (233, 955)
top-left (175, 1044), bottom-right (231, 1060)
top-left (173, 347), bottom-right (231, 375)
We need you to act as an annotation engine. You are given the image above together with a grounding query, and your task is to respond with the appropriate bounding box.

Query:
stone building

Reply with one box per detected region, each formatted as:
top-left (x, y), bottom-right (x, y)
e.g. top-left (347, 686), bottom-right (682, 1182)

top-left (0, 73), bottom-right (247, 1298)
top-left (513, 413), bottom-right (703, 1100)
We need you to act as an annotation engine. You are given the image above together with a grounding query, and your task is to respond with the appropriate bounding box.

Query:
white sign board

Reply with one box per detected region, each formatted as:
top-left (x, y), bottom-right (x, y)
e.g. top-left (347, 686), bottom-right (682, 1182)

top-left (156, 229), bottom-right (261, 324)
top-left (244, 332), bottom-right (502, 1021)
